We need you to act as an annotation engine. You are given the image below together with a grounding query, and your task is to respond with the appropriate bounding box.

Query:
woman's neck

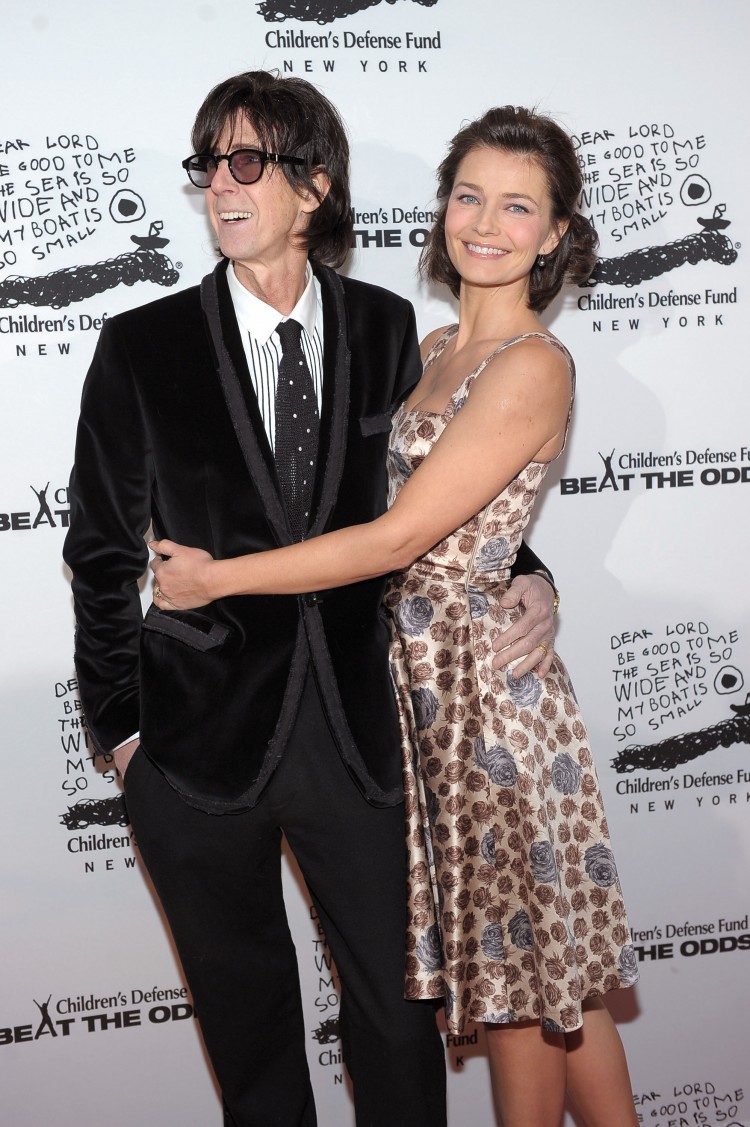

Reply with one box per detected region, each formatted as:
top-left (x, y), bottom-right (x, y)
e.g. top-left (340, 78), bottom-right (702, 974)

top-left (453, 279), bottom-right (542, 350)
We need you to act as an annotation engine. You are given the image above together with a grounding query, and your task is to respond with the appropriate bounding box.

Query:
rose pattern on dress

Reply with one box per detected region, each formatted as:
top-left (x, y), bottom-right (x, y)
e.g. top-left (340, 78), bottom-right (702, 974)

top-left (475, 741), bottom-right (518, 787)
top-left (551, 751), bottom-right (583, 795)
top-left (411, 686), bottom-right (439, 731)
top-left (390, 328), bottom-right (637, 1035)
top-left (480, 922), bottom-right (506, 960)
top-left (415, 922), bottom-right (443, 972)
top-left (486, 1011), bottom-right (514, 1024)
top-left (443, 984), bottom-right (458, 1022)
top-left (475, 537), bottom-right (510, 572)
top-left (395, 595), bottom-right (434, 636)
top-left (424, 784), bottom-right (440, 828)
top-left (388, 448), bottom-right (413, 482)
top-left (507, 669), bottom-right (543, 708)
top-left (529, 841), bottom-right (558, 884)
top-left (480, 830), bottom-right (497, 866)
top-left (618, 944), bottom-right (639, 985)
top-left (508, 909), bottom-right (535, 951)
top-left (584, 843), bottom-right (618, 887)
top-left (468, 586), bottom-right (490, 619)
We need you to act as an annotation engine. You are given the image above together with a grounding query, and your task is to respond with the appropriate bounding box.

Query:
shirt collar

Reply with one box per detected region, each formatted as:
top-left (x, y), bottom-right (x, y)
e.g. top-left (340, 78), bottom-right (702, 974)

top-left (227, 261), bottom-right (319, 345)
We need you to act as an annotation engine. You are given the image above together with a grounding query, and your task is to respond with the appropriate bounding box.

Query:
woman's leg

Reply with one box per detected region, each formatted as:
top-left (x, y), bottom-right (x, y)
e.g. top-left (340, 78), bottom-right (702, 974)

top-left (486, 1020), bottom-right (567, 1127)
top-left (564, 998), bottom-right (639, 1127)
top-left (485, 998), bottom-right (637, 1127)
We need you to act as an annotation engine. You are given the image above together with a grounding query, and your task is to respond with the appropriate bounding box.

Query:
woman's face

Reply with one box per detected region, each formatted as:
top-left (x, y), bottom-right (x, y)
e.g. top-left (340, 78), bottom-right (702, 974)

top-left (444, 145), bottom-right (564, 295)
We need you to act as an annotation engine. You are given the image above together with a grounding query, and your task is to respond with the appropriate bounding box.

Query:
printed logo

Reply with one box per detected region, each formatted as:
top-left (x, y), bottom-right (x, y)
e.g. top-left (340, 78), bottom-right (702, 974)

top-left (572, 122), bottom-right (739, 334)
top-left (0, 483), bottom-right (70, 532)
top-left (608, 620), bottom-right (750, 816)
top-left (1, 987), bottom-right (192, 1047)
top-left (55, 676), bottom-right (134, 872)
top-left (613, 693), bottom-right (749, 774)
top-left (587, 203), bottom-right (737, 289)
top-left (560, 446), bottom-right (750, 497)
top-left (631, 915), bottom-right (750, 977)
top-left (308, 906), bottom-right (344, 1081)
top-left (0, 134), bottom-right (180, 310)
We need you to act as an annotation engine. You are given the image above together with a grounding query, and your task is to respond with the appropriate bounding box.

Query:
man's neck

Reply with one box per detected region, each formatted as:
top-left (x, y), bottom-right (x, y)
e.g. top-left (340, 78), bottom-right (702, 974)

top-left (232, 257), bottom-right (311, 316)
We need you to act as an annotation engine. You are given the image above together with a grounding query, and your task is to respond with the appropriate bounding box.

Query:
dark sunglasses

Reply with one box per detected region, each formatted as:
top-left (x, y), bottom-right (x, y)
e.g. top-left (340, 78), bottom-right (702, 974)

top-left (182, 147), bottom-right (307, 189)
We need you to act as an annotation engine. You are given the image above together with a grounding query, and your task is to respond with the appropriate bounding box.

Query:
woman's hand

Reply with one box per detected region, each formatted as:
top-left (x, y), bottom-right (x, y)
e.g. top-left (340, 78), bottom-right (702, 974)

top-left (150, 539), bottom-right (217, 609)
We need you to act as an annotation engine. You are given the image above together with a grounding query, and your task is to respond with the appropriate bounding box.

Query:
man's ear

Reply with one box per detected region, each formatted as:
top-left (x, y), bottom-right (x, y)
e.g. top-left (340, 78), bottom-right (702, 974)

top-left (300, 168), bottom-right (331, 213)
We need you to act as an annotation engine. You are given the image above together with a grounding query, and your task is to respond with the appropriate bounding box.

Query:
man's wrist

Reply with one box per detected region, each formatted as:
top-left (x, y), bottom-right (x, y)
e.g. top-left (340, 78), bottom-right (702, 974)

top-left (533, 569), bottom-right (560, 614)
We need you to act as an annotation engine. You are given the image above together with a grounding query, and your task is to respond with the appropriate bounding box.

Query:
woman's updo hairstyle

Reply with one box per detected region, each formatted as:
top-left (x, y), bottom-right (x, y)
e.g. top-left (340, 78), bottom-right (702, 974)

top-left (420, 105), bottom-right (598, 311)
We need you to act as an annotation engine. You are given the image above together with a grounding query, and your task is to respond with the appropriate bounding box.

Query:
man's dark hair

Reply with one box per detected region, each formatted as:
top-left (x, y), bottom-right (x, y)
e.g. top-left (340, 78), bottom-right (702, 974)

top-left (192, 71), bottom-right (353, 268)
top-left (420, 105), bottom-right (598, 311)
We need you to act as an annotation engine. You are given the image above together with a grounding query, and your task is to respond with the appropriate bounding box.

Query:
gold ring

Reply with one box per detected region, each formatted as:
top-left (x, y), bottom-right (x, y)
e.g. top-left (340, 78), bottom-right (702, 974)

top-left (536, 643), bottom-right (548, 655)
top-left (154, 585), bottom-right (162, 601)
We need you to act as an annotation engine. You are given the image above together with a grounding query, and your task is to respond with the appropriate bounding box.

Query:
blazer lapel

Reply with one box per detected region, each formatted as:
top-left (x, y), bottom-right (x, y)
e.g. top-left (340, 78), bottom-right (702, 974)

top-left (200, 262), bottom-right (292, 546)
top-left (308, 265), bottom-right (350, 538)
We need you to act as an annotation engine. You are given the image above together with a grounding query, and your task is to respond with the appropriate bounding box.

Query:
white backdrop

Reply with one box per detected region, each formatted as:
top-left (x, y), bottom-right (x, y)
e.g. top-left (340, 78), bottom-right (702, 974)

top-left (1, 2), bottom-right (748, 1124)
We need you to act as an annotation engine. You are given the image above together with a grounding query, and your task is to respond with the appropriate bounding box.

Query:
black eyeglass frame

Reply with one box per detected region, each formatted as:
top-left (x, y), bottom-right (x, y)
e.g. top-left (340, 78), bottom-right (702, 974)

top-left (181, 148), bottom-right (307, 188)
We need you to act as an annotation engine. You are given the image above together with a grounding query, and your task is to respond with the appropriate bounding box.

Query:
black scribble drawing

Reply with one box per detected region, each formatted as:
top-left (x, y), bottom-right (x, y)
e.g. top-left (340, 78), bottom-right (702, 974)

top-left (60, 794), bottom-right (129, 830)
top-left (0, 223), bottom-right (179, 309)
top-left (131, 220), bottom-right (170, 250)
top-left (680, 172), bottom-right (711, 207)
top-left (258, 0), bottom-right (437, 24)
top-left (715, 665), bottom-right (744, 695)
top-left (312, 1016), bottom-right (340, 1044)
top-left (583, 206), bottom-right (737, 288)
top-left (110, 188), bottom-right (147, 224)
top-left (611, 695), bottom-right (750, 773)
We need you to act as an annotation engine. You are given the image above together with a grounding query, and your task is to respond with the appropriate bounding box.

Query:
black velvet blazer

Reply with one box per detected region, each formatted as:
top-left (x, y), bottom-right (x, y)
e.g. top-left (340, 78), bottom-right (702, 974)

top-left (64, 261), bottom-right (428, 812)
top-left (64, 260), bottom-right (546, 814)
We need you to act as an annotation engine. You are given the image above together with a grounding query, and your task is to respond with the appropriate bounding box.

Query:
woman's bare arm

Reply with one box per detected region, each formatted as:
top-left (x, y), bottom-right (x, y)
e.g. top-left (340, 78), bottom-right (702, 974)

top-left (152, 338), bottom-right (571, 609)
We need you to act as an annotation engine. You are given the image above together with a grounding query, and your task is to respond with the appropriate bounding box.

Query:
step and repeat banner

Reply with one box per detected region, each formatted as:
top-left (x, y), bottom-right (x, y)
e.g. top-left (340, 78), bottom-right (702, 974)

top-left (2, 1), bottom-right (747, 1124)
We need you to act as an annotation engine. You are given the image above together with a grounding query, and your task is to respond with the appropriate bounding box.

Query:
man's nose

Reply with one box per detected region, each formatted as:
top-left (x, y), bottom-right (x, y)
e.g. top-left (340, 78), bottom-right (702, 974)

top-left (210, 156), bottom-right (236, 193)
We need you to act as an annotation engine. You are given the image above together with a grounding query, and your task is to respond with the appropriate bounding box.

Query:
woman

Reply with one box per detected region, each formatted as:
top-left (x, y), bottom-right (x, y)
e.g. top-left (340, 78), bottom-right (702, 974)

top-left (152, 107), bottom-right (639, 1126)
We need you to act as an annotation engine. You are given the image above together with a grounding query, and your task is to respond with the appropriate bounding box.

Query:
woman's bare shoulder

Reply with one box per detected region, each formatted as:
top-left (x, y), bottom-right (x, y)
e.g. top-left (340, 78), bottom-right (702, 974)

top-left (469, 332), bottom-right (573, 413)
top-left (489, 331), bottom-right (572, 378)
top-left (419, 324), bottom-right (456, 364)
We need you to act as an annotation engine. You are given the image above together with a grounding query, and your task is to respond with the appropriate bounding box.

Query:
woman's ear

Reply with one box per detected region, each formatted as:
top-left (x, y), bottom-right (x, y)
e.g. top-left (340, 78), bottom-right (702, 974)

top-left (542, 217), bottom-right (569, 256)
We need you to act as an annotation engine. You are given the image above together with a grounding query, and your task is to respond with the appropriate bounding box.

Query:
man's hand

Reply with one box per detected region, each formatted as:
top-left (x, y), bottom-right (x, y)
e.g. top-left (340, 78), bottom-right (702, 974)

top-left (150, 539), bottom-right (216, 609)
top-left (113, 738), bottom-right (140, 779)
top-left (492, 573), bottom-right (556, 678)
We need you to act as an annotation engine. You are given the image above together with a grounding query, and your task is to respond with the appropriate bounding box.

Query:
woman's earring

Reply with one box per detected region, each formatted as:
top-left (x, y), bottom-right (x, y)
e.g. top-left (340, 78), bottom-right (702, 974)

top-left (537, 254), bottom-right (546, 268)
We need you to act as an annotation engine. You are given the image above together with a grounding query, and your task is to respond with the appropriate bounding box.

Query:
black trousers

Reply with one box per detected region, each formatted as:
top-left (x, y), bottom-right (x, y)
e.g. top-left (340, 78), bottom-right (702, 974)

top-left (124, 675), bottom-right (446, 1127)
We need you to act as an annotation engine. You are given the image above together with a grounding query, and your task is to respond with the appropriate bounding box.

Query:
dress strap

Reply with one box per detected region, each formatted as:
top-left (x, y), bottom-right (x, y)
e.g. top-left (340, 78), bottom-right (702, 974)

top-left (422, 324), bottom-right (458, 372)
top-left (478, 331), bottom-right (574, 379)
top-left (456, 332), bottom-right (577, 453)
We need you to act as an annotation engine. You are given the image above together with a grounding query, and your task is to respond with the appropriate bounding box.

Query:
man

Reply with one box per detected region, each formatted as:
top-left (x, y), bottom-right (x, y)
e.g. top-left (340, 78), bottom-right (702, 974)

top-left (64, 72), bottom-right (555, 1126)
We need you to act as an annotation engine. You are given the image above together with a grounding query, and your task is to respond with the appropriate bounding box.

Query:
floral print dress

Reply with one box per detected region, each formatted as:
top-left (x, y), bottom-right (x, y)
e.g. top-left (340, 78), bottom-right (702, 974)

top-left (386, 328), bottom-right (638, 1034)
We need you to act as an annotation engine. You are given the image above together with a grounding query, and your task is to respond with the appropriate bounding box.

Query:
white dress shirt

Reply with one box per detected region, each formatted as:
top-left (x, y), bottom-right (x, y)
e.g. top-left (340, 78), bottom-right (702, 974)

top-left (226, 261), bottom-right (324, 450)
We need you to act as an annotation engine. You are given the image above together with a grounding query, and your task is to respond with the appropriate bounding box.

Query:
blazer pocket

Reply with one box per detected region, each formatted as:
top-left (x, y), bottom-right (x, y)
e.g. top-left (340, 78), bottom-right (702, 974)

top-left (359, 411), bottom-right (394, 438)
top-left (141, 604), bottom-right (232, 652)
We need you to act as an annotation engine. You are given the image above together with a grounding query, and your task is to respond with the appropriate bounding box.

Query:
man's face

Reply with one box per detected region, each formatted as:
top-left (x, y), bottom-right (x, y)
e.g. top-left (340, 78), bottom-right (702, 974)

top-left (205, 116), bottom-right (318, 291)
